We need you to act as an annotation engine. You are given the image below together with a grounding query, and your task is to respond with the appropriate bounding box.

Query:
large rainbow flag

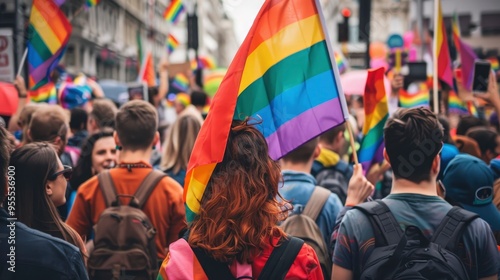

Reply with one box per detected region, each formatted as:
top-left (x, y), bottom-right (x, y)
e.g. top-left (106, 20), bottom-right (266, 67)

top-left (27, 0), bottom-right (72, 90)
top-left (183, 0), bottom-right (348, 222)
top-left (452, 13), bottom-right (477, 91)
top-left (164, 0), bottom-right (185, 24)
top-left (434, 0), bottom-right (454, 89)
top-left (358, 68), bottom-right (389, 172)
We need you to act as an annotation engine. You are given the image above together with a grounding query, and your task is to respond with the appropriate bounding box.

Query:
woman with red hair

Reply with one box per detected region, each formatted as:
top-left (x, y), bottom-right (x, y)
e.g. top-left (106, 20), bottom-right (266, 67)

top-left (158, 120), bottom-right (323, 279)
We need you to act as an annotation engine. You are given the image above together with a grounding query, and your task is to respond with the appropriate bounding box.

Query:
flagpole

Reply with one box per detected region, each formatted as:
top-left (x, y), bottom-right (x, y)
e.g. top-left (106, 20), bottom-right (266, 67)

top-left (16, 48), bottom-right (28, 77)
top-left (346, 121), bottom-right (359, 165)
top-left (433, 0), bottom-right (439, 114)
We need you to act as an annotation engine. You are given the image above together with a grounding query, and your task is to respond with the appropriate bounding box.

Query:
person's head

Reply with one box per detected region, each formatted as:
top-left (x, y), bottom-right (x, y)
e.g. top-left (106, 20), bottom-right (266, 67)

top-left (9, 143), bottom-right (70, 222)
top-left (281, 137), bottom-right (320, 165)
top-left (466, 127), bottom-right (500, 164)
top-left (438, 116), bottom-right (454, 145)
top-left (160, 113), bottom-right (202, 174)
top-left (71, 129), bottom-right (117, 189)
top-left (0, 126), bottom-right (10, 204)
top-left (319, 123), bottom-right (347, 155)
top-left (18, 103), bottom-right (48, 144)
top-left (191, 90), bottom-right (208, 110)
top-left (70, 107), bottom-right (88, 132)
top-left (8, 142), bottom-right (82, 248)
top-left (87, 98), bottom-right (118, 134)
top-left (384, 108), bottom-right (444, 183)
top-left (115, 100), bottom-right (158, 152)
top-left (456, 116), bottom-right (488, 136)
top-left (28, 105), bottom-right (69, 156)
top-left (188, 119), bottom-right (287, 263)
top-left (174, 93), bottom-right (191, 115)
top-left (442, 154), bottom-right (500, 231)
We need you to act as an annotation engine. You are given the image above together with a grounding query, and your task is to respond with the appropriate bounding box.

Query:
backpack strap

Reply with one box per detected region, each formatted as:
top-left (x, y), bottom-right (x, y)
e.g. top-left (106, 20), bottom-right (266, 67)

top-left (258, 236), bottom-right (304, 280)
top-left (131, 170), bottom-right (167, 209)
top-left (191, 247), bottom-right (236, 280)
top-left (353, 200), bottom-right (403, 246)
top-left (431, 206), bottom-right (479, 250)
top-left (302, 187), bottom-right (331, 221)
top-left (97, 170), bottom-right (118, 207)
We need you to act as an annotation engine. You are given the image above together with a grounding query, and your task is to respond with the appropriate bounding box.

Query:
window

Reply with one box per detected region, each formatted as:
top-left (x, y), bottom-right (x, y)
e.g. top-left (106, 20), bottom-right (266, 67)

top-left (481, 12), bottom-right (500, 36)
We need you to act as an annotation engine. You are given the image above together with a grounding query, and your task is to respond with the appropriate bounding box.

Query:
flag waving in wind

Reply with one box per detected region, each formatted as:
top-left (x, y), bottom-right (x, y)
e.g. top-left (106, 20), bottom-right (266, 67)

top-left (184, 0), bottom-right (349, 222)
top-left (358, 68), bottom-right (389, 172)
top-left (27, 0), bottom-right (72, 90)
top-left (434, 0), bottom-right (454, 89)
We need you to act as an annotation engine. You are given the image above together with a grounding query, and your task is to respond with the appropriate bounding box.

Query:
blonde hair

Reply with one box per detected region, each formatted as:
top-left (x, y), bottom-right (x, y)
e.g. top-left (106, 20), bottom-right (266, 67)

top-left (160, 111), bottom-right (202, 174)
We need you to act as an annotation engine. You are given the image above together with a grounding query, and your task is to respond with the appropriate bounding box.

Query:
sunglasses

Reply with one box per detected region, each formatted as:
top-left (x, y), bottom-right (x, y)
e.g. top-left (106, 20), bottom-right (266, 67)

top-left (48, 165), bottom-right (73, 181)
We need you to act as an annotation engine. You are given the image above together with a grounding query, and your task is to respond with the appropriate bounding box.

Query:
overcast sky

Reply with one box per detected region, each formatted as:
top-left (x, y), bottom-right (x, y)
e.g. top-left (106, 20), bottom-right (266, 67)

top-left (223, 0), bottom-right (265, 44)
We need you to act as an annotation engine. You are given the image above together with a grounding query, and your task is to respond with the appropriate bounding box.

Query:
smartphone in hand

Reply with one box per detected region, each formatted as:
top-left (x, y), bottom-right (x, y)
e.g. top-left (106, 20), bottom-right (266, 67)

top-left (472, 60), bottom-right (491, 93)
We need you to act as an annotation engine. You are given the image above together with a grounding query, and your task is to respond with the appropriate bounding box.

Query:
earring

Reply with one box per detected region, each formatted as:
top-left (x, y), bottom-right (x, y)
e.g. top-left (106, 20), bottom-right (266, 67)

top-left (115, 145), bottom-right (122, 151)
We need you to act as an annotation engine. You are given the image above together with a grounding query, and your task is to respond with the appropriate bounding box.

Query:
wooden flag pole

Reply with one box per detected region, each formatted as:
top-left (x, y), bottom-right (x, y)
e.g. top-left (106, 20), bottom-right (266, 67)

top-left (432, 0), bottom-right (439, 114)
top-left (346, 121), bottom-right (359, 165)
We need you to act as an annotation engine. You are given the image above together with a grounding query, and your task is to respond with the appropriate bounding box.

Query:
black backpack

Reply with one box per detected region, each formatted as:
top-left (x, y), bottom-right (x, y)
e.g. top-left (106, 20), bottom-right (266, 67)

top-left (314, 161), bottom-right (351, 204)
top-left (354, 201), bottom-right (478, 280)
top-left (185, 234), bottom-right (304, 280)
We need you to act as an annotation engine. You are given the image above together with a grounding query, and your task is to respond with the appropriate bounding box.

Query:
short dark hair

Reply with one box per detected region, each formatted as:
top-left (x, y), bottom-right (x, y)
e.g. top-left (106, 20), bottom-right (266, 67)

top-left (438, 116), bottom-right (454, 145)
top-left (90, 98), bottom-right (118, 129)
top-left (0, 126), bottom-right (10, 202)
top-left (191, 91), bottom-right (208, 107)
top-left (456, 116), bottom-right (487, 136)
top-left (282, 137), bottom-right (319, 164)
top-left (319, 123), bottom-right (346, 144)
top-left (116, 100), bottom-right (158, 151)
top-left (70, 108), bottom-right (88, 130)
top-left (466, 128), bottom-right (498, 156)
top-left (384, 108), bottom-right (444, 183)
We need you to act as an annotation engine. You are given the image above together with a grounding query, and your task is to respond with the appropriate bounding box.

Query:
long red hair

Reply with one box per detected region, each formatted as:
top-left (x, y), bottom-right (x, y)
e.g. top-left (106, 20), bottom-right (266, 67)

top-left (188, 119), bottom-right (288, 263)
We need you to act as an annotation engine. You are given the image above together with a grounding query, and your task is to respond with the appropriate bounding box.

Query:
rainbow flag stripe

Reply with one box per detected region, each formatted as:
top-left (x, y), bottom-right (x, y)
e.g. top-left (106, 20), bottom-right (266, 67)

top-left (448, 90), bottom-right (468, 115)
top-left (399, 83), bottom-right (430, 108)
top-left (172, 73), bottom-right (189, 92)
top-left (358, 68), bottom-right (389, 172)
top-left (85, 0), bottom-right (100, 8)
top-left (164, 0), bottom-right (185, 23)
top-left (334, 51), bottom-right (347, 74)
top-left (167, 34), bottom-right (179, 54)
top-left (29, 82), bottom-right (57, 104)
top-left (27, 0), bottom-right (72, 90)
top-left (488, 57), bottom-right (499, 73)
top-left (452, 12), bottom-right (461, 54)
top-left (435, 0), bottom-right (454, 89)
top-left (191, 56), bottom-right (217, 70)
top-left (184, 0), bottom-right (348, 222)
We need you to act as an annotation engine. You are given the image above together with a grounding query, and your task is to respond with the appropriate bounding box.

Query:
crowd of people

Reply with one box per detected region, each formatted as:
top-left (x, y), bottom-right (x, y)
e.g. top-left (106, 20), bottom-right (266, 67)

top-left (1, 59), bottom-right (500, 279)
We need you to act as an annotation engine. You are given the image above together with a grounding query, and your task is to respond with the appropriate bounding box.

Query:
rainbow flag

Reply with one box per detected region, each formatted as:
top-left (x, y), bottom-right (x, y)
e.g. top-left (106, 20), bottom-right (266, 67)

top-left (172, 73), bottom-right (189, 92)
top-left (27, 0), bottom-right (72, 90)
top-left (28, 81), bottom-right (57, 104)
top-left (488, 57), bottom-right (499, 73)
top-left (334, 51), bottom-right (348, 74)
top-left (399, 82), bottom-right (430, 108)
top-left (85, 0), bottom-right (100, 8)
top-left (434, 0), bottom-right (454, 89)
top-left (138, 52), bottom-right (156, 87)
top-left (468, 101), bottom-right (478, 117)
top-left (191, 56), bottom-right (217, 70)
top-left (452, 12), bottom-right (461, 54)
top-left (183, 0), bottom-right (348, 222)
top-left (164, 0), bottom-right (185, 24)
top-left (167, 34), bottom-right (179, 54)
top-left (358, 68), bottom-right (389, 172)
top-left (448, 90), bottom-right (468, 115)
top-left (204, 68), bottom-right (226, 97)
